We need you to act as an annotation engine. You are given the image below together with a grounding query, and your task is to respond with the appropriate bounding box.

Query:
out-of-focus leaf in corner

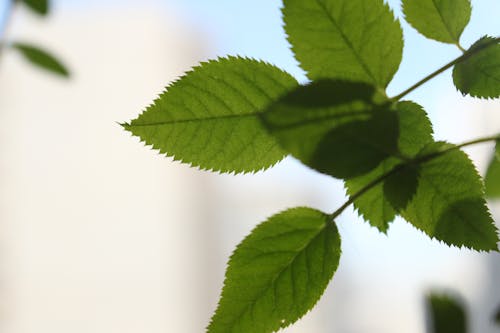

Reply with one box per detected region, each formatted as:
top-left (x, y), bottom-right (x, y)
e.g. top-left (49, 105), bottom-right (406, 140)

top-left (426, 292), bottom-right (467, 333)
top-left (18, 0), bottom-right (49, 16)
top-left (11, 42), bottom-right (69, 77)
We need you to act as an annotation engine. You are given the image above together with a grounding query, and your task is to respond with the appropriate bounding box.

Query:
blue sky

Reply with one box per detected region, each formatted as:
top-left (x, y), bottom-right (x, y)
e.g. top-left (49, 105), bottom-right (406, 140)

top-left (171, 0), bottom-right (500, 102)
top-left (3, 0), bottom-right (499, 105)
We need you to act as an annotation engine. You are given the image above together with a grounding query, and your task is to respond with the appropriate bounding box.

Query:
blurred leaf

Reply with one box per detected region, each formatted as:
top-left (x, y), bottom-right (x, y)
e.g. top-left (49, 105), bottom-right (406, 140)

top-left (403, 0), bottom-right (471, 45)
top-left (283, 0), bottom-right (403, 88)
top-left (400, 142), bottom-right (499, 251)
top-left (485, 141), bottom-right (500, 198)
top-left (208, 207), bottom-right (341, 333)
top-left (494, 304), bottom-right (500, 325)
top-left (18, 0), bottom-right (49, 16)
top-left (11, 42), bottom-right (69, 77)
top-left (345, 101), bottom-right (434, 232)
top-left (262, 79), bottom-right (400, 179)
top-left (123, 57), bottom-right (298, 174)
top-left (426, 293), bottom-right (467, 333)
top-left (453, 36), bottom-right (500, 98)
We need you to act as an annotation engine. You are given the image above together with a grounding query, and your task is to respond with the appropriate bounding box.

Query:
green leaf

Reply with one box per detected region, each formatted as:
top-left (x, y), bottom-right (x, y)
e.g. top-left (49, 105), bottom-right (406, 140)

top-left (283, 0), bottom-right (403, 88)
top-left (453, 37), bottom-right (500, 99)
top-left (494, 304), bottom-right (500, 325)
top-left (427, 292), bottom-right (467, 333)
top-left (122, 57), bottom-right (298, 174)
top-left (19, 0), bottom-right (49, 16)
top-left (345, 101), bottom-right (434, 232)
top-left (261, 79), bottom-right (400, 179)
top-left (402, 0), bottom-right (471, 45)
top-left (208, 207), bottom-right (341, 333)
top-left (485, 142), bottom-right (500, 198)
top-left (399, 142), bottom-right (499, 251)
top-left (11, 42), bottom-right (69, 77)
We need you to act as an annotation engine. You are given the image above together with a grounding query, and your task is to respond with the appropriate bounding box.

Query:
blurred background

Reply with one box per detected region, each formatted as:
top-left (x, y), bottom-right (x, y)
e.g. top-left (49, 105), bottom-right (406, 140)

top-left (0, 0), bottom-right (499, 332)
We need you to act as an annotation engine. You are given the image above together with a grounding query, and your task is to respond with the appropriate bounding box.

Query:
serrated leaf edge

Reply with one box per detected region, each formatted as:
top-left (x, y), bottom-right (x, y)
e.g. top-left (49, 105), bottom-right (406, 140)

top-left (122, 55), bottom-right (297, 174)
top-left (207, 207), bottom-right (340, 332)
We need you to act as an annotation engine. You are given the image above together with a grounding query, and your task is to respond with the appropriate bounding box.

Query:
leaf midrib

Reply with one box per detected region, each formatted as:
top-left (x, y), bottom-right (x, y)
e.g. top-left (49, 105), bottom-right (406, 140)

top-left (127, 112), bottom-right (258, 127)
top-left (430, 0), bottom-right (458, 43)
top-left (314, 0), bottom-right (378, 86)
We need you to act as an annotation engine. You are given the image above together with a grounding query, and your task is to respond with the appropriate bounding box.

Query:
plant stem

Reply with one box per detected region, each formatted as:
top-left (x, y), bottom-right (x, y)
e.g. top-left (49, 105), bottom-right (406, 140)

top-left (328, 164), bottom-right (403, 220)
top-left (391, 36), bottom-right (500, 101)
top-left (456, 42), bottom-right (466, 53)
top-left (456, 135), bottom-right (500, 149)
top-left (328, 134), bottom-right (500, 222)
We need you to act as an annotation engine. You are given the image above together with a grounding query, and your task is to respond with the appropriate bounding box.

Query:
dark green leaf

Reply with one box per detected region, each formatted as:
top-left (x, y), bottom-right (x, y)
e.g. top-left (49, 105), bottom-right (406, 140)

top-left (403, 0), bottom-right (471, 45)
top-left (208, 207), bottom-right (341, 333)
top-left (494, 304), bottom-right (500, 325)
top-left (453, 37), bottom-right (500, 99)
top-left (384, 164), bottom-right (420, 211)
top-left (11, 42), bottom-right (69, 77)
top-left (485, 142), bottom-right (500, 198)
top-left (122, 57), bottom-right (298, 174)
top-left (283, 0), bottom-right (403, 88)
top-left (19, 0), bottom-right (49, 16)
top-left (261, 79), bottom-right (399, 179)
top-left (345, 101), bottom-right (433, 232)
top-left (426, 292), bottom-right (467, 333)
top-left (400, 142), bottom-right (499, 251)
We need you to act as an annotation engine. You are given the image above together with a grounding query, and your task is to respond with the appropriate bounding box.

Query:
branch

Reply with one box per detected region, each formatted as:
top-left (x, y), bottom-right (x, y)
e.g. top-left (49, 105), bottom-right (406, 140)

top-left (391, 36), bottom-right (500, 101)
top-left (328, 134), bottom-right (500, 222)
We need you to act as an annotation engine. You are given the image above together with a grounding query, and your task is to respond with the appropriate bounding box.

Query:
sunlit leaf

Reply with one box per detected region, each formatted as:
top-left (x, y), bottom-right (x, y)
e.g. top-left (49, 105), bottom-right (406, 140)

top-left (400, 142), bottom-right (499, 251)
top-left (453, 37), bottom-right (500, 99)
top-left (123, 57), bottom-right (298, 174)
top-left (208, 207), bottom-right (341, 333)
top-left (283, 0), bottom-right (403, 88)
top-left (403, 0), bottom-right (471, 45)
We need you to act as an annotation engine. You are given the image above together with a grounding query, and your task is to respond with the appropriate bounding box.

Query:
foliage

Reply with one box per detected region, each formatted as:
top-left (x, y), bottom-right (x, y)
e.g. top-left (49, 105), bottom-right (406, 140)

top-left (485, 142), bottom-right (500, 198)
top-left (123, 57), bottom-right (296, 173)
top-left (18, 0), bottom-right (49, 16)
top-left (123, 0), bottom-right (500, 331)
top-left (426, 292), bottom-right (467, 333)
top-left (403, 0), bottom-right (471, 46)
top-left (208, 207), bottom-right (341, 332)
top-left (11, 42), bottom-right (69, 77)
top-left (425, 291), bottom-right (500, 332)
top-left (282, 0), bottom-right (403, 87)
top-left (453, 37), bottom-right (500, 98)
top-left (1, 0), bottom-right (69, 78)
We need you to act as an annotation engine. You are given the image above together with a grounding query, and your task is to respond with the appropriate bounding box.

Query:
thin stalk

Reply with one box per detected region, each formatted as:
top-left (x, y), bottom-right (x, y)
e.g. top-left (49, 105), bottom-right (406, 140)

top-left (328, 134), bottom-right (500, 222)
top-left (391, 36), bottom-right (500, 101)
top-left (456, 42), bottom-right (466, 53)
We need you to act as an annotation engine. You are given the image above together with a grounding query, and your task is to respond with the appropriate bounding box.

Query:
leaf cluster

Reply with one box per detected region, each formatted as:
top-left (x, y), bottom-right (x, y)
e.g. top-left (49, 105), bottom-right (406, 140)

top-left (3, 0), bottom-right (70, 78)
top-left (123, 0), bottom-right (500, 332)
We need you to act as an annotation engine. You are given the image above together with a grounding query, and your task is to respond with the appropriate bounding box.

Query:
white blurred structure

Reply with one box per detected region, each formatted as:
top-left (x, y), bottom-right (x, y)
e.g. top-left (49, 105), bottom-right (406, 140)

top-left (0, 2), bottom-right (337, 332)
top-left (0, 1), bottom-right (499, 333)
top-left (0, 2), bottom-right (213, 332)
